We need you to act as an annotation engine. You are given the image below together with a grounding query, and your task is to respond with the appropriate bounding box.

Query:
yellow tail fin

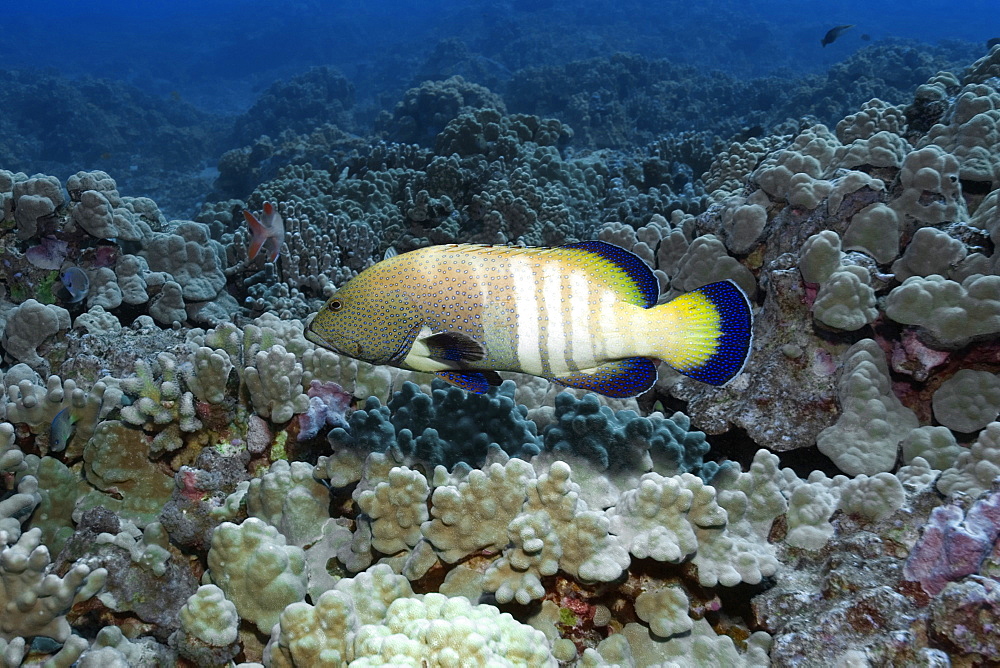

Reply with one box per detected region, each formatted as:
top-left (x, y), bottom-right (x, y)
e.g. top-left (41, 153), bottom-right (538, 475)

top-left (654, 281), bottom-right (753, 385)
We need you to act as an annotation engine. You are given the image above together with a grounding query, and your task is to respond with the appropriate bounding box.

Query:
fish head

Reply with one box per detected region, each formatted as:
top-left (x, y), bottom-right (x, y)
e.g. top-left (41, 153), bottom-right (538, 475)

top-left (306, 278), bottom-right (423, 366)
top-left (262, 202), bottom-right (283, 230)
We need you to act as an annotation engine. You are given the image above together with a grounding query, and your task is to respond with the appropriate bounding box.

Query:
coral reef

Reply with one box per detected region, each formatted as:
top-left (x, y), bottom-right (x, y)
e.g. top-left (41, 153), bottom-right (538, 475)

top-left (1, 43), bottom-right (1000, 668)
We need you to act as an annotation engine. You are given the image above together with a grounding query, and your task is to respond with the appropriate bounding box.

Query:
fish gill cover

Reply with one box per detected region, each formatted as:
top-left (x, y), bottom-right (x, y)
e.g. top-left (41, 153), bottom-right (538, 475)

top-left (0, 0), bottom-right (999, 665)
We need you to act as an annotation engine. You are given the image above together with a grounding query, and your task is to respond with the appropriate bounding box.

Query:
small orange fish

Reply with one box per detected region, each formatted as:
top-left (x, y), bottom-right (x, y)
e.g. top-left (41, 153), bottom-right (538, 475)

top-left (242, 202), bottom-right (285, 262)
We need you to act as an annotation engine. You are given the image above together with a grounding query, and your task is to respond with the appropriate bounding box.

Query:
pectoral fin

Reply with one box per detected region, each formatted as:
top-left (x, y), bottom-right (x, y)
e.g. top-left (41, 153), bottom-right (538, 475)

top-left (553, 357), bottom-right (657, 398)
top-left (436, 370), bottom-right (503, 393)
top-left (421, 331), bottom-right (486, 363)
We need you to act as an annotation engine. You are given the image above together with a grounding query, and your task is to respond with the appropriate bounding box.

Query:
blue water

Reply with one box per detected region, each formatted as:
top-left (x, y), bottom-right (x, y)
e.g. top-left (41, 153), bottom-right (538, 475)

top-left (6, 0), bottom-right (997, 110)
top-left (1, 0), bottom-right (997, 216)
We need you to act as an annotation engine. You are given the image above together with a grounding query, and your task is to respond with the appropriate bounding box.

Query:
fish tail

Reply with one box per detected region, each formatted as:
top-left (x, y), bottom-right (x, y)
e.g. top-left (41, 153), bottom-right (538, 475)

top-left (243, 210), bottom-right (266, 260)
top-left (651, 280), bottom-right (753, 385)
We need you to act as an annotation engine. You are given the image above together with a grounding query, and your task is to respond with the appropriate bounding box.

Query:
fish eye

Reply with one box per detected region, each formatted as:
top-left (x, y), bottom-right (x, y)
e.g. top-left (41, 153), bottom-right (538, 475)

top-left (327, 299), bottom-right (343, 312)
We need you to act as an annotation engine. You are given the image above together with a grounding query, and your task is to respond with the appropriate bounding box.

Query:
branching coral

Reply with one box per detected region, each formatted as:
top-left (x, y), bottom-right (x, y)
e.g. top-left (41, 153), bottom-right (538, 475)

top-left (243, 344), bottom-right (310, 423)
top-left (482, 461), bottom-right (629, 604)
top-left (422, 458), bottom-right (535, 563)
top-left (356, 465), bottom-right (429, 555)
top-left (120, 353), bottom-right (201, 433)
top-left (207, 517), bottom-right (308, 634)
top-left (0, 528), bottom-right (107, 642)
top-left (267, 565), bottom-right (555, 667)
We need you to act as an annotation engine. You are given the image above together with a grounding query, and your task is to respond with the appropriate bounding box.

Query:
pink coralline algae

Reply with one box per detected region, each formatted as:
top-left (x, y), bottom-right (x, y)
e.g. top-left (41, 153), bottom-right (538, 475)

top-left (890, 329), bottom-right (950, 382)
top-left (904, 486), bottom-right (1000, 596)
top-left (93, 244), bottom-right (118, 268)
top-left (297, 380), bottom-right (352, 441)
top-left (177, 468), bottom-right (206, 503)
top-left (246, 414), bottom-right (272, 454)
top-left (24, 237), bottom-right (69, 270)
top-left (930, 575), bottom-right (1000, 658)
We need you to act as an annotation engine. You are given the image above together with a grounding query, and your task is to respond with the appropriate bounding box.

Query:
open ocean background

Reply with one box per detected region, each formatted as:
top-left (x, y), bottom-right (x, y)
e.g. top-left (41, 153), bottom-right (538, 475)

top-left (2, 0), bottom-right (998, 217)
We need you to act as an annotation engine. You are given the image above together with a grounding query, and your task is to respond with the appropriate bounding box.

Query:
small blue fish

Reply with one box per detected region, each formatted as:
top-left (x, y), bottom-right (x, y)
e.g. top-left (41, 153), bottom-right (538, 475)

top-left (50, 408), bottom-right (77, 452)
top-left (60, 266), bottom-right (90, 303)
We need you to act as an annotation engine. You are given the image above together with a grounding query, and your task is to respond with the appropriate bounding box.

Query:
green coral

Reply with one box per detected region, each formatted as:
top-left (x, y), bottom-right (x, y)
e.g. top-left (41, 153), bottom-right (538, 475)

top-left (120, 353), bottom-right (201, 432)
top-left (207, 517), bottom-right (308, 634)
top-left (80, 420), bottom-right (175, 526)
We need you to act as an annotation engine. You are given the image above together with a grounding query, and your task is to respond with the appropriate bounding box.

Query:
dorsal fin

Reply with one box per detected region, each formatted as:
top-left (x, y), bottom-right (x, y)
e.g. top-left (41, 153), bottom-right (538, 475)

top-left (556, 240), bottom-right (659, 308)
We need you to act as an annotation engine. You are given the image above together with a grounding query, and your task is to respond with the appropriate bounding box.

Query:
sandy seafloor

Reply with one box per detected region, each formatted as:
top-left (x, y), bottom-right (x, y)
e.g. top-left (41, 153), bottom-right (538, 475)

top-left (1, 1), bottom-right (1000, 666)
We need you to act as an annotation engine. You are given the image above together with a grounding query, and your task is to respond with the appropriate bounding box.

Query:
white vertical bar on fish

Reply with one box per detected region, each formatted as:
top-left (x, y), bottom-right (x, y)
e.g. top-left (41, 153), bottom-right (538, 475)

top-left (510, 256), bottom-right (542, 374)
top-left (569, 270), bottom-right (593, 369)
top-left (597, 290), bottom-right (619, 359)
top-left (542, 261), bottom-right (565, 373)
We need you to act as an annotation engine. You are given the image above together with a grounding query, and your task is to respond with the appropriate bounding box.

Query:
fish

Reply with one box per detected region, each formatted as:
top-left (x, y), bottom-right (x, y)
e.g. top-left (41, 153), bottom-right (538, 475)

top-left (50, 407), bottom-right (77, 452)
top-left (242, 201), bottom-right (285, 262)
top-left (305, 241), bottom-right (753, 398)
top-left (821, 24), bottom-right (854, 47)
top-left (60, 266), bottom-right (90, 303)
top-left (861, 33), bottom-right (871, 42)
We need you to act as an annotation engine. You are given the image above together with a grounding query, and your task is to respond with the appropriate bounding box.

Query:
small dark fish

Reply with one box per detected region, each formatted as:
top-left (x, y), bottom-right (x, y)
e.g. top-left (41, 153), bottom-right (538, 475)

top-left (861, 33), bottom-right (871, 42)
top-left (50, 407), bottom-right (77, 452)
top-left (821, 24), bottom-right (855, 47)
top-left (988, 38), bottom-right (1000, 50)
top-left (733, 125), bottom-right (764, 142)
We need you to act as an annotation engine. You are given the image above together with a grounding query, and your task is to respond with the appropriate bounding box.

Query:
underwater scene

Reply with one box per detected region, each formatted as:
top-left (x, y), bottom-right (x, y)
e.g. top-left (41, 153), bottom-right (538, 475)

top-left (2, 0), bottom-right (1000, 665)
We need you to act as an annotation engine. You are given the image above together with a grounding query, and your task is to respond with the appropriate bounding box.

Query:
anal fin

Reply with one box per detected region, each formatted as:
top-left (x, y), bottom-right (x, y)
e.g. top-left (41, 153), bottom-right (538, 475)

top-left (553, 358), bottom-right (657, 398)
top-left (437, 370), bottom-right (503, 393)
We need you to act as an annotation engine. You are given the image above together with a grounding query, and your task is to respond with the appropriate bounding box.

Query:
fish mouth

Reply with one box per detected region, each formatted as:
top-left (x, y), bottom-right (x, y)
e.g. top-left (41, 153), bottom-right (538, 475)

top-left (304, 326), bottom-right (370, 362)
top-left (305, 327), bottom-right (347, 353)
top-left (304, 327), bottom-right (326, 347)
